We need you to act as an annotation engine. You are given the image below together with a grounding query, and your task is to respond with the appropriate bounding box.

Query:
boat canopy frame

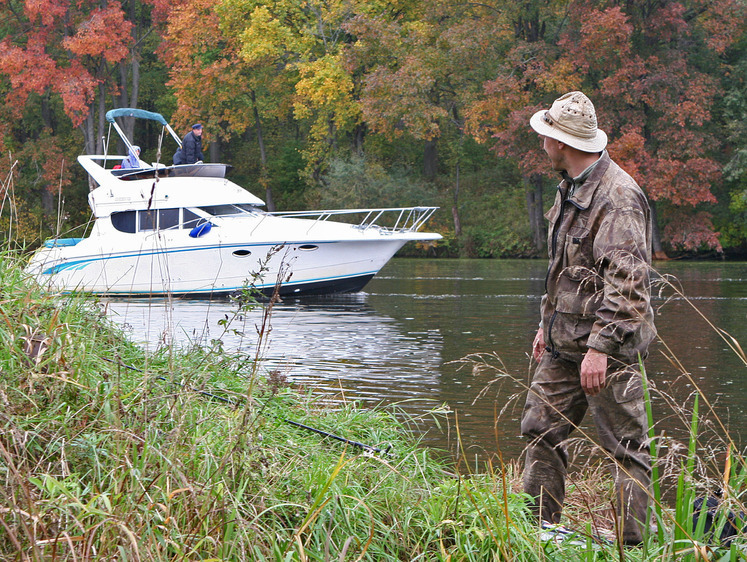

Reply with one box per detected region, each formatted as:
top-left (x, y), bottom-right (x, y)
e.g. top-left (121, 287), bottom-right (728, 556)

top-left (104, 108), bottom-right (183, 156)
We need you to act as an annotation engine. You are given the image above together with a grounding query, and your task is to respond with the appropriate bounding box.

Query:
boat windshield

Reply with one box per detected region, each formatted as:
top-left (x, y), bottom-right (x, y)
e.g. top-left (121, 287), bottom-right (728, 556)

top-left (197, 204), bottom-right (260, 217)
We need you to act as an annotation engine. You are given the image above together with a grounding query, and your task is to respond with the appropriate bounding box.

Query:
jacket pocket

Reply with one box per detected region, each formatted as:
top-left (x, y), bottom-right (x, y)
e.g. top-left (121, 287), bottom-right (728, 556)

top-left (555, 279), bottom-right (603, 316)
top-left (610, 370), bottom-right (644, 404)
top-left (564, 226), bottom-right (592, 269)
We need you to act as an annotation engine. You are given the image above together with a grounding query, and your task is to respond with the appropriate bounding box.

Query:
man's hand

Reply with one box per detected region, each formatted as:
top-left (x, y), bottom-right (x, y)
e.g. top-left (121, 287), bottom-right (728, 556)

top-left (581, 348), bottom-right (607, 395)
top-left (532, 327), bottom-right (545, 362)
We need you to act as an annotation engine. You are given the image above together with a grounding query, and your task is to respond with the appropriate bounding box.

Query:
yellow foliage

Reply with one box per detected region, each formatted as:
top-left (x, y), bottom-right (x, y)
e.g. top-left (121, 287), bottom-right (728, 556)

top-left (294, 55), bottom-right (358, 124)
top-left (239, 6), bottom-right (299, 64)
top-left (535, 57), bottom-right (582, 94)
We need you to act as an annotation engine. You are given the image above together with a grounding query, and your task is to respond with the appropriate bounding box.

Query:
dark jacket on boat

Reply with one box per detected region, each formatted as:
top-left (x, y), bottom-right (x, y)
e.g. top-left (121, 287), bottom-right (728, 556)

top-left (174, 131), bottom-right (203, 165)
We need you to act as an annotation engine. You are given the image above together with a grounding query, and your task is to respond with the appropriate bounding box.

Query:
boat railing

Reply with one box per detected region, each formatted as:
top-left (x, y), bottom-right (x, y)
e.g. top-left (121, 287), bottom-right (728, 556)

top-left (263, 206), bottom-right (439, 235)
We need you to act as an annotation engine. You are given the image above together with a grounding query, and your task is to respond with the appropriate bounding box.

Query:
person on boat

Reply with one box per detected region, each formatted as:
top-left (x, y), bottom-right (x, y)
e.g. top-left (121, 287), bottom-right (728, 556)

top-left (521, 91), bottom-right (656, 545)
top-left (120, 145), bottom-right (141, 169)
top-left (173, 123), bottom-right (204, 165)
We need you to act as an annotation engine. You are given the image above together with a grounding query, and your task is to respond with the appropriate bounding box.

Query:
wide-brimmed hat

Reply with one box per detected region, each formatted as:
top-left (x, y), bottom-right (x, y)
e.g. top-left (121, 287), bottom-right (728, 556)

top-left (529, 91), bottom-right (607, 153)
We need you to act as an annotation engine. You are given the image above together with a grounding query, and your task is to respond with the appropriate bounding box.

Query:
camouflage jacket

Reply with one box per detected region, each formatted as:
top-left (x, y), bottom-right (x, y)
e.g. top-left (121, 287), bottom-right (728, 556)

top-left (541, 152), bottom-right (656, 363)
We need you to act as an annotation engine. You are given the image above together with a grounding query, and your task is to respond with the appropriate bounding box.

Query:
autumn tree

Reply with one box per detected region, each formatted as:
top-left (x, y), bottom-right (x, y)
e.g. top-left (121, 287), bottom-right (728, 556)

top-left (466, 0), bottom-right (624, 253)
top-left (0, 0), bottom-right (136, 150)
top-left (0, 0), bottom-right (167, 215)
top-left (468, 0), bottom-right (746, 255)
top-left (158, 0), bottom-right (261, 169)
top-left (160, 0), bottom-right (374, 207)
top-left (344, 0), bottom-right (515, 236)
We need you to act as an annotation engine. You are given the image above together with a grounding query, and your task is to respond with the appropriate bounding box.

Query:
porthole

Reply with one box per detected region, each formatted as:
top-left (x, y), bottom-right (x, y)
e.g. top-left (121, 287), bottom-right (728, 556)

top-left (232, 249), bottom-right (252, 257)
top-left (298, 244), bottom-right (319, 251)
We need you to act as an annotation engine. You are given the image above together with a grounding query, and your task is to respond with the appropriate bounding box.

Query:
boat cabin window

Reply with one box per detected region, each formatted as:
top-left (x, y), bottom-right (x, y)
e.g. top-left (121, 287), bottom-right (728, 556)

top-left (199, 204), bottom-right (257, 217)
top-left (183, 208), bottom-right (205, 229)
top-left (111, 208), bottom-right (210, 232)
top-left (159, 208), bottom-right (180, 230)
top-left (139, 210), bottom-right (157, 231)
top-left (111, 211), bottom-right (136, 233)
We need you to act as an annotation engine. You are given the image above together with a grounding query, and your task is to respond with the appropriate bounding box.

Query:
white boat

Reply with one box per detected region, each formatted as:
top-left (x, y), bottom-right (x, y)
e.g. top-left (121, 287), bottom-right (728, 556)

top-left (26, 109), bottom-right (441, 297)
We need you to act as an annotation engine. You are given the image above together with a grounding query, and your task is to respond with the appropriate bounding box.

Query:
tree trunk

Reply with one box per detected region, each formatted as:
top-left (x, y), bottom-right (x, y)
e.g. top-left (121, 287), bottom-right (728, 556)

top-left (423, 139), bottom-right (437, 179)
top-left (79, 93), bottom-right (109, 191)
top-left (96, 86), bottom-right (106, 155)
top-left (649, 199), bottom-right (668, 260)
top-left (41, 189), bottom-right (54, 215)
top-left (81, 111), bottom-right (97, 191)
top-left (40, 95), bottom-right (53, 130)
top-left (209, 136), bottom-right (220, 163)
top-left (118, 56), bottom-right (140, 145)
top-left (526, 174), bottom-right (547, 255)
top-left (353, 123), bottom-right (365, 156)
top-left (116, 0), bottom-right (140, 148)
top-left (452, 162), bottom-right (462, 237)
top-left (251, 90), bottom-right (275, 211)
top-left (126, 0), bottom-right (139, 109)
top-left (82, 112), bottom-right (95, 155)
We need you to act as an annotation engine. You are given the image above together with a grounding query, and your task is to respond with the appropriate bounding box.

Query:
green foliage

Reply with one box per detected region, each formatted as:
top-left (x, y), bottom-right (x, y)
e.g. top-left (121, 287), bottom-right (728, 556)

top-left (316, 153), bottom-right (438, 210)
top-left (268, 141), bottom-right (309, 210)
top-left (714, 44), bottom-right (747, 253)
top-left (445, 164), bottom-right (539, 259)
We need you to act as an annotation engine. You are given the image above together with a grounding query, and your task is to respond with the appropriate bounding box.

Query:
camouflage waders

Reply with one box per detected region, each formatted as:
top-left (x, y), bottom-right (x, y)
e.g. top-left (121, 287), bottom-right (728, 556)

top-left (521, 352), bottom-right (651, 544)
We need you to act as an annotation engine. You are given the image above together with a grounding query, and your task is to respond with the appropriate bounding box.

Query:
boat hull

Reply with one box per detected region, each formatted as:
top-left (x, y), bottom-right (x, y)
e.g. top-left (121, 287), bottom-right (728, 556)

top-left (27, 237), bottom-right (408, 297)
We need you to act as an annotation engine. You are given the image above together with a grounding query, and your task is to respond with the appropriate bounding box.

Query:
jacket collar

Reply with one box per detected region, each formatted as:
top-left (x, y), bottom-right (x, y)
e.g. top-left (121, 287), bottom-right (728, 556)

top-left (563, 151), bottom-right (611, 210)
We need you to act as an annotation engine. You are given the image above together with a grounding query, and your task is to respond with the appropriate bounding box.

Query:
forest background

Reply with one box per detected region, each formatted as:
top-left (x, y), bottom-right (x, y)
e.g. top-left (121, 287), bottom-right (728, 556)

top-left (1, 0), bottom-right (745, 259)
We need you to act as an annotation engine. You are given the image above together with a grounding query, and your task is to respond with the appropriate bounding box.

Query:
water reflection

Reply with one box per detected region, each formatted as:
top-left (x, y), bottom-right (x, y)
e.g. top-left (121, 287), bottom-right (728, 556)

top-left (105, 294), bottom-right (445, 412)
top-left (105, 259), bottom-right (747, 464)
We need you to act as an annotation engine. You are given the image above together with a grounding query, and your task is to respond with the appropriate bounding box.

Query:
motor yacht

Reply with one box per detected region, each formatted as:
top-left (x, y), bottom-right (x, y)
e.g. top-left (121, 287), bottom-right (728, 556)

top-left (26, 109), bottom-right (441, 297)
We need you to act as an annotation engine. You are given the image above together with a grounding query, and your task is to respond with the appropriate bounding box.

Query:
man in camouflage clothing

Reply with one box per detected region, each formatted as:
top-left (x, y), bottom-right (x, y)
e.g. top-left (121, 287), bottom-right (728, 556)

top-left (522, 91), bottom-right (656, 544)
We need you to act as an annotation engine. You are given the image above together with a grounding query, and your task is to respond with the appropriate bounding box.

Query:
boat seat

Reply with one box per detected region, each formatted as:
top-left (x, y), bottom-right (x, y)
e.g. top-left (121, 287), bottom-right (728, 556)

top-left (43, 238), bottom-right (84, 248)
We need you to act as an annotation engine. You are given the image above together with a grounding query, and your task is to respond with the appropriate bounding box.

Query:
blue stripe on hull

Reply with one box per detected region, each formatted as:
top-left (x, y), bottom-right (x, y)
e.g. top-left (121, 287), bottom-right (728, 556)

top-left (41, 242), bottom-right (342, 275)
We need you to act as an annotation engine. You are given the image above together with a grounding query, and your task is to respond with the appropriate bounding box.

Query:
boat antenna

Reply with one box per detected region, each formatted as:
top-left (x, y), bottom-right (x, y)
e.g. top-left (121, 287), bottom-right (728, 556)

top-left (154, 126), bottom-right (166, 182)
top-left (156, 127), bottom-right (165, 166)
top-left (55, 159), bottom-right (65, 238)
top-left (102, 124), bottom-right (113, 168)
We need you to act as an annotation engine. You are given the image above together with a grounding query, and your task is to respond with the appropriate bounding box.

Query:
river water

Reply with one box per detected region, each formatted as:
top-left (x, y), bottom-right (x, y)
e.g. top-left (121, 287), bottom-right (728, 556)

top-left (104, 258), bottom-right (747, 465)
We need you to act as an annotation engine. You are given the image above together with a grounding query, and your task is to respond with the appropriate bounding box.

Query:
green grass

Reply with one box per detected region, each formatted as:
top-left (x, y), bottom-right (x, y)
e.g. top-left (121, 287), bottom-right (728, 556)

top-left (2, 250), bottom-right (747, 560)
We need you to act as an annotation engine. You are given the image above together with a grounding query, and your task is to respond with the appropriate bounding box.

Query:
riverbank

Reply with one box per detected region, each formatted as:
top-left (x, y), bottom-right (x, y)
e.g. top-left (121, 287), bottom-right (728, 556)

top-left (2, 252), bottom-right (744, 559)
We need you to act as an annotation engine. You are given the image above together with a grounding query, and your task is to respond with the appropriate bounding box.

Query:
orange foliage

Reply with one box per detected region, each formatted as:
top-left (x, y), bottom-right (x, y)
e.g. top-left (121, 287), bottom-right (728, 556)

top-left (566, 7), bottom-right (633, 72)
top-left (160, 0), bottom-right (254, 137)
top-left (467, 0), bottom-right (745, 251)
top-left (646, 2), bottom-right (688, 43)
top-left (663, 211), bottom-right (723, 252)
top-left (0, 37), bottom-right (57, 107)
top-left (0, 0), bottom-right (133, 127)
top-left (56, 61), bottom-right (100, 125)
top-left (24, 0), bottom-right (68, 26)
top-left (347, 5), bottom-right (513, 145)
top-left (607, 130), bottom-right (647, 180)
top-left (62, 5), bottom-right (132, 63)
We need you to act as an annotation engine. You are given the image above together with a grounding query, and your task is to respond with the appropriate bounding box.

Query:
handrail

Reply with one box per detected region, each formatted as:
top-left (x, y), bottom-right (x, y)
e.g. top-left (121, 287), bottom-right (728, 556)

top-left (265, 206), bottom-right (438, 235)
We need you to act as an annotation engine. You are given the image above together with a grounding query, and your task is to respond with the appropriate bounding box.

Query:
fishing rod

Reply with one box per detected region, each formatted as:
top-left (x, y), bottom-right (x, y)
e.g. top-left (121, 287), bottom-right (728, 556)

top-left (101, 356), bottom-right (237, 404)
top-left (284, 419), bottom-right (392, 456)
top-left (100, 356), bottom-right (391, 455)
